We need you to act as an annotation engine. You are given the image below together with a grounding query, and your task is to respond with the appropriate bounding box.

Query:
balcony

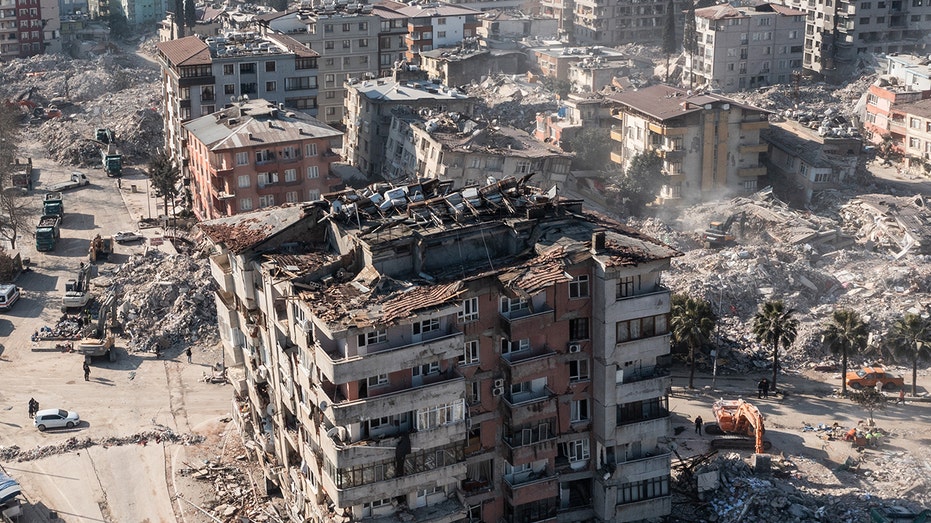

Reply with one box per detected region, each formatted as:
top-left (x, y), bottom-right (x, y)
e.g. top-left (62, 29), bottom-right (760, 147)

top-left (610, 151), bottom-right (624, 164)
top-left (615, 370), bottom-right (671, 405)
top-left (503, 469), bottom-right (559, 506)
top-left (503, 435), bottom-right (558, 466)
top-left (503, 388), bottom-right (558, 426)
top-left (321, 374), bottom-right (466, 427)
top-left (210, 254), bottom-right (233, 294)
top-left (607, 287), bottom-right (670, 322)
top-left (738, 166), bottom-right (767, 178)
top-left (739, 143), bottom-right (768, 154)
top-left (615, 415), bottom-right (670, 443)
top-left (648, 122), bottom-right (688, 136)
top-left (316, 420), bottom-right (467, 469)
top-left (614, 495), bottom-right (672, 523)
top-left (740, 119), bottom-right (769, 131)
top-left (178, 75), bottom-right (215, 88)
top-left (501, 348), bottom-right (559, 383)
top-left (613, 452), bottom-right (670, 484)
top-left (610, 128), bottom-right (624, 141)
top-left (315, 330), bottom-right (464, 384)
top-left (499, 306), bottom-right (555, 339)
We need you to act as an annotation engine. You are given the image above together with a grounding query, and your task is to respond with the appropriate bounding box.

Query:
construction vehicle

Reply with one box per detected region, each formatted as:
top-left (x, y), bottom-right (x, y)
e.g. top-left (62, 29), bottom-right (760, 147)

top-left (78, 291), bottom-right (117, 361)
top-left (43, 191), bottom-right (64, 217)
top-left (101, 144), bottom-right (122, 177)
top-left (95, 128), bottom-right (115, 144)
top-left (62, 262), bottom-right (94, 311)
top-left (846, 366), bottom-right (905, 390)
top-left (35, 214), bottom-right (61, 251)
top-left (702, 212), bottom-right (745, 248)
top-left (49, 171), bottom-right (90, 192)
top-left (705, 398), bottom-right (771, 454)
top-left (870, 506), bottom-right (931, 523)
top-left (88, 234), bottom-right (113, 262)
top-left (9, 157), bottom-right (32, 189)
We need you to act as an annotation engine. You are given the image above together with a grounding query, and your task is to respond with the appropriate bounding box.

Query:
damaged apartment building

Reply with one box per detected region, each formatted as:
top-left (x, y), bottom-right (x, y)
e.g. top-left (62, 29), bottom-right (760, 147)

top-left (199, 177), bottom-right (679, 523)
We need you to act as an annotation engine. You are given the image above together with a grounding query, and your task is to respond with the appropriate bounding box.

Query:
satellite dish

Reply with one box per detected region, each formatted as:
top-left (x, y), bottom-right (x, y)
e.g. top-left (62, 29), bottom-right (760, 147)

top-left (319, 401), bottom-right (328, 411)
top-left (704, 104), bottom-right (712, 110)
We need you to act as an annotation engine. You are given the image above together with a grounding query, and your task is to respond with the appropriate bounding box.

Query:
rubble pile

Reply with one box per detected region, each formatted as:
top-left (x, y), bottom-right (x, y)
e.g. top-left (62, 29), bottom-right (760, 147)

top-left (467, 74), bottom-right (558, 132)
top-left (109, 251), bottom-right (218, 355)
top-left (0, 49), bottom-right (163, 166)
top-left (728, 73), bottom-right (877, 121)
top-left (180, 459), bottom-right (288, 522)
top-left (0, 428), bottom-right (204, 462)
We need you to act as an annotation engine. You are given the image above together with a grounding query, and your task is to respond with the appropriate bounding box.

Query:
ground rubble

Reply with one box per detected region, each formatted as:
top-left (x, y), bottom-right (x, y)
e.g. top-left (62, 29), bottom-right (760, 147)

top-left (0, 428), bottom-right (204, 462)
top-left (100, 250), bottom-right (218, 357)
top-left (180, 458), bottom-right (289, 522)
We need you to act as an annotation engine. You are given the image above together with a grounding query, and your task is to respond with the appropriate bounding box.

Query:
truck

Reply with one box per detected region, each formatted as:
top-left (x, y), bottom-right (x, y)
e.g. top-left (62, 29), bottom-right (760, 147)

top-left (88, 234), bottom-right (113, 262)
top-left (9, 157), bottom-right (32, 189)
top-left (101, 144), bottom-right (122, 177)
top-left (846, 366), bottom-right (905, 390)
top-left (49, 171), bottom-right (90, 192)
top-left (35, 214), bottom-right (61, 251)
top-left (78, 291), bottom-right (117, 361)
top-left (62, 262), bottom-right (93, 311)
top-left (43, 191), bottom-right (63, 218)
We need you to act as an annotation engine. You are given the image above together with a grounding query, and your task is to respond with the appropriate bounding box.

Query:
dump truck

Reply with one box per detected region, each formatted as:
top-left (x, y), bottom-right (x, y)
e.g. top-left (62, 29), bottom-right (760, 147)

top-left (78, 291), bottom-right (117, 361)
top-left (35, 214), bottom-right (61, 251)
top-left (62, 262), bottom-right (93, 311)
top-left (101, 144), bottom-right (122, 177)
top-left (49, 171), bottom-right (89, 192)
top-left (43, 191), bottom-right (63, 217)
top-left (10, 157), bottom-right (32, 189)
top-left (88, 234), bottom-right (113, 262)
top-left (705, 398), bottom-right (771, 454)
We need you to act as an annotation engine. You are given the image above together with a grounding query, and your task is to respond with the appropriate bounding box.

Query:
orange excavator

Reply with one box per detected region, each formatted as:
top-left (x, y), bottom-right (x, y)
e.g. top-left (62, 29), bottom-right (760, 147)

top-left (705, 398), bottom-right (770, 454)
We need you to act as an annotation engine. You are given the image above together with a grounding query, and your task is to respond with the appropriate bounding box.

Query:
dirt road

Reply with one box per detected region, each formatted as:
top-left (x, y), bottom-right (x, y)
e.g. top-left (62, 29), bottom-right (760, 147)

top-left (0, 129), bottom-right (230, 522)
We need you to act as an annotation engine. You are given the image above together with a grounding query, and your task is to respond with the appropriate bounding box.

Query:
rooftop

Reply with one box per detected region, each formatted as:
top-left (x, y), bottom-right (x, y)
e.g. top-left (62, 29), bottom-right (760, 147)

top-left (892, 97), bottom-right (931, 119)
top-left (416, 113), bottom-right (568, 158)
top-left (347, 78), bottom-right (471, 101)
top-left (695, 2), bottom-right (805, 20)
top-left (606, 84), bottom-right (766, 122)
top-left (205, 32), bottom-right (318, 59)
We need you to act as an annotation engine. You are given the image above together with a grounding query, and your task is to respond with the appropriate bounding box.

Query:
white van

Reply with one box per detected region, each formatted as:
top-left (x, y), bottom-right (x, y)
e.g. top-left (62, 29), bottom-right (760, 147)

top-left (0, 284), bottom-right (19, 311)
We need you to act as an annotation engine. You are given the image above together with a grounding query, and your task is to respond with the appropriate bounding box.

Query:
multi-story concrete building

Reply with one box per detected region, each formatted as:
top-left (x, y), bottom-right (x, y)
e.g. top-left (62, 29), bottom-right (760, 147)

top-left (420, 45), bottom-right (525, 86)
top-left (862, 76), bottom-right (931, 146)
top-left (200, 180), bottom-right (678, 523)
top-left (375, 0), bottom-right (481, 65)
top-left (685, 3), bottom-right (805, 93)
top-left (383, 112), bottom-right (571, 187)
top-left (372, 1), bottom-right (409, 77)
top-left (763, 118), bottom-right (861, 205)
top-left (534, 91), bottom-right (613, 151)
top-left (342, 77), bottom-right (474, 177)
top-left (540, 0), bottom-right (684, 46)
top-left (888, 97), bottom-right (931, 167)
top-left (182, 98), bottom-right (342, 220)
top-left (477, 9), bottom-right (558, 41)
top-left (263, 4), bottom-right (380, 125)
top-left (0, 0), bottom-right (59, 60)
top-left (525, 43), bottom-right (632, 85)
top-left (155, 32), bottom-right (319, 185)
top-left (157, 5), bottom-right (224, 41)
top-left (112, 0), bottom-right (165, 26)
top-left (607, 84), bottom-right (770, 204)
top-left (884, 53), bottom-right (931, 92)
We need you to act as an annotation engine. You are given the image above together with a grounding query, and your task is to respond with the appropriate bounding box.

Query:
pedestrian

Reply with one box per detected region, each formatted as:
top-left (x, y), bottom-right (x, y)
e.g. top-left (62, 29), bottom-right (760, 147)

top-left (28, 398), bottom-right (38, 418)
top-left (896, 389), bottom-right (905, 405)
top-left (83, 361), bottom-right (90, 381)
top-left (695, 416), bottom-right (703, 435)
top-left (762, 378), bottom-right (769, 398)
top-left (875, 381), bottom-right (884, 394)
top-left (117, 177), bottom-right (122, 189)
top-left (757, 378), bottom-right (766, 398)
top-left (186, 347), bottom-right (192, 364)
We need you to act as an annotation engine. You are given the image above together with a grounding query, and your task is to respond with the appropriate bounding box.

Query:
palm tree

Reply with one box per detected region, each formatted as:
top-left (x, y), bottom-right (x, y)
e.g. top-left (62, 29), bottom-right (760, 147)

top-left (822, 309), bottom-right (870, 396)
top-left (752, 300), bottom-right (799, 394)
top-left (671, 294), bottom-right (716, 389)
top-left (887, 313), bottom-right (931, 397)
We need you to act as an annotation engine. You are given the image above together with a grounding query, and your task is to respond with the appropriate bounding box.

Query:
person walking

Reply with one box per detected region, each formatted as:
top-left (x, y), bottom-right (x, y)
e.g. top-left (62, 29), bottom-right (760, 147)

top-left (757, 378), bottom-right (766, 399)
top-left (28, 398), bottom-right (38, 418)
top-left (896, 389), bottom-right (906, 405)
top-left (186, 347), bottom-right (192, 364)
top-left (695, 416), bottom-right (703, 435)
top-left (762, 378), bottom-right (770, 398)
top-left (83, 361), bottom-right (90, 381)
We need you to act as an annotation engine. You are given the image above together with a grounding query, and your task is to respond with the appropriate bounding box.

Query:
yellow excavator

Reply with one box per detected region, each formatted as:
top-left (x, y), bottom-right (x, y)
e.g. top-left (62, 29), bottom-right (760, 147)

top-left (705, 398), bottom-right (770, 454)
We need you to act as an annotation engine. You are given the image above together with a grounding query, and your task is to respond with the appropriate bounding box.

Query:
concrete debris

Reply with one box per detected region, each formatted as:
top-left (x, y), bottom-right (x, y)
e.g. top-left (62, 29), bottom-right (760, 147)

top-left (467, 74), bottom-right (559, 133)
top-left (0, 428), bottom-right (204, 462)
top-left (107, 250), bottom-right (218, 356)
top-left (0, 42), bottom-right (163, 166)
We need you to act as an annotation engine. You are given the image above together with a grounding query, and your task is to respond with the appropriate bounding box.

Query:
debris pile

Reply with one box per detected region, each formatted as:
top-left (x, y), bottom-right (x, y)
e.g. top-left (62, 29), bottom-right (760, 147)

top-left (180, 459), bottom-right (287, 521)
top-left (0, 428), bottom-right (204, 462)
top-left (108, 251), bottom-right (218, 356)
top-left (467, 74), bottom-right (558, 132)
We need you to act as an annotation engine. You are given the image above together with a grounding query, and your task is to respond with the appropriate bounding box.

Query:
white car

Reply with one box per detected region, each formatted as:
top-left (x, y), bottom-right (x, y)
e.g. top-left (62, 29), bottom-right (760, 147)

top-left (34, 409), bottom-right (80, 431)
top-left (113, 231), bottom-right (143, 243)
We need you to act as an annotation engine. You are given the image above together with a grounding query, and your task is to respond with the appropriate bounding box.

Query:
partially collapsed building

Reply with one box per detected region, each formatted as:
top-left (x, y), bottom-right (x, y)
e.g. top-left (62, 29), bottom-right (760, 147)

top-left (200, 177), bottom-right (679, 523)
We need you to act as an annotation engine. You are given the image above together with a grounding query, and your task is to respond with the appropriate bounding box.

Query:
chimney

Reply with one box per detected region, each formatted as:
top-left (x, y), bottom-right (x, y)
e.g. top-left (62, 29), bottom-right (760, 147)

top-left (592, 230), bottom-right (606, 253)
top-left (268, 121), bottom-right (274, 128)
top-left (298, 128), bottom-right (306, 135)
top-left (248, 132), bottom-right (254, 140)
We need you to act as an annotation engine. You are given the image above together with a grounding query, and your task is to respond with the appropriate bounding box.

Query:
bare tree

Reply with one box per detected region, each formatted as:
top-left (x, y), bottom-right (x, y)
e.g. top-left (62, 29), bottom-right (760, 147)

top-left (0, 105), bottom-right (31, 250)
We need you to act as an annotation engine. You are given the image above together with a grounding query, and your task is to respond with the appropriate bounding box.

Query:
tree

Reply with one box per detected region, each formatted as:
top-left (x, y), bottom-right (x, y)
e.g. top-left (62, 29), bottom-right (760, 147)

top-left (822, 309), bottom-right (869, 396)
top-left (671, 294), bottom-right (716, 389)
top-left (887, 313), bottom-right (931, 397)
top-left (147, 150), bottom-right (181, 220)
top-left (751, 300), bottom-right (798, 394)
top-left (0, 105), bottom-right (30, 251)
top-left (682, 0), bottom-right (698, 89)
top-left (662, 0), bottom-right (678, 83)
top-left (850, 388), bottom-right (887, 425)
top-left (569, 127), bottom-right (611, 171)
top-left (173, 0), bottom-right (185, 38)
top-left (613, 151), bottom-right (663, 216)
top-left (184, 0), bottom-right (196, 29)
top-left (108, 12), bottom-right (130, 39)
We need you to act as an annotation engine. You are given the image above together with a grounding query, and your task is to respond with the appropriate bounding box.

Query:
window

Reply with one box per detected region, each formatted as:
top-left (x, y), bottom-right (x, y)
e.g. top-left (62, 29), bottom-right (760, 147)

top-left (569, 318), bottom-right (589, 341)
top-left (343, 23), bottom-right (352, 31)
top-left (305, 143), bottom-right (318, 157)
top-left (619, 476), bottom-right (670, 505)
top-left (413, 318), bottom-right (440, 335)
top-left (265, 81), bottom-right (277, 92)
top-left (467, 381), bottom-right (480, 404)
top-left (367, 374), bottom-right (388, 387)
top-left (413, 362), bottom-right (440, 376)
top-left (415, 400), bottom-right (465, 430)
top-left (459, 297), bottom-right (479, 322)
top-left (569, 359), bottom-right (590, 382)
top-left (616, 314), bottom-right (668, 342)
top-left (911, 117), bottom-right (922, 129)
top-left (224, 64), bottom-right (234, 75)
top-left (500, 297), bottom-right (528, 315)
top-left (460, 340), bottom-right (479, 365)
top-left (325, 41), bottom-right (334, 49)
top-left (235, 152), bottom-right (249, 166)
top-left (259, 195), bottom-right (275, 208)
top-left (237, 174), bottom-right (251, 188)
top-left (286, 191), bottom-right (298, 203)
top-left (224, 84), bottom-right (236, 95)
top-left (437, 31), bottom-right (446, 38)
top-left (324, 24), bottom-right (334, 33)
top-left (359, 21), bottom-right (368, 30)
top-left (295, 57), bottom-right (317, 70)
top-left (239, 63), bottom-right (256, 74)
top-left (285, 77), bottom-right (317, 91)
top-left (265, 61), bottom-right (276, 72)
top-left (571, 399), bottom-right (590, 422)
top-left (284, 169), bottom-right (297, 182)
top-left (569, 275), bottom-right (589, 298)
top-left (616, 276), bottom-right (635, 298)
top-left (308, 189), bottom-right (320, 201)
top-left (359, 39), bottom-right (369, 47)
top-left (343, 39), bottom-right (351, 49)
top-left (239, 198), bottom-right (253, 211)
top-left (564, 438), bottom-right (590, 462)
top-left (358, 329), bottom-right (387, 346)
top-left (909, 137), bottom-right (920, 149)
top-left (257, 172), bottom-right (278, 186)
top-left (501, 338), bottom-right (530, 354)
top-left (437, 17), bottom-right (446, 24)
top-left (307, 165), bottom-right (319, 179)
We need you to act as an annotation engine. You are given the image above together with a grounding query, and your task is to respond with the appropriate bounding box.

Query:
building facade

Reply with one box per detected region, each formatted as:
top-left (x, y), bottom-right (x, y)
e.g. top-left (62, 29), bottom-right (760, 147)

top-left (0, 0), bottom-right (59, 60)
top-left (155, 33), bottom-right (320, 185)
top-left (540, 0), bottom-right (684, 46)
top-left (534, 92), bottom-right (613, 151)
top-left (113, 0), bottom-right (165, 26)
top-left (342, 77), bottom-right (474, 177)
top-left (420, 46), bottom-right (525, 86)
top-left (607, 84), bottom-right (770, 204)
top-left (375, 0), bottom-right (481, 65)
top-left (264, 5), bottom-right (380, 125)
top-left (182, 98), bottom-right (342, 220)
top-left (862, 78), bottom-right (930, 147)
top-left (685, 3), bottom-right (805, 93)
top-left (200, 180), bottom-right (677, 523)
top-left (372, 2), bottom-right (409, 77)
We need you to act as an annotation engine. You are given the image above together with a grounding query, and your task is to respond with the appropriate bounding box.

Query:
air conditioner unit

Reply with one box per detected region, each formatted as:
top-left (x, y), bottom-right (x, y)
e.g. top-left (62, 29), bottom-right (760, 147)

top-left (492, 387), bottom-right (504, 397)
top-left (569, 343), bottom-right (582, 353)
top-left (493, 378), bottom-right (505, 388)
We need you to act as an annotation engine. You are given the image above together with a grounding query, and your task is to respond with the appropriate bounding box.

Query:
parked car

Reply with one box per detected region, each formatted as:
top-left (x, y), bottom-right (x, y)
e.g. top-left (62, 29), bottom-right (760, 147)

top-left (113, 231), bottom-right (143, 243)
top-left (846, 366), bottom-right (905, 390)
top-left (34, 409), bottom-right (80, 431)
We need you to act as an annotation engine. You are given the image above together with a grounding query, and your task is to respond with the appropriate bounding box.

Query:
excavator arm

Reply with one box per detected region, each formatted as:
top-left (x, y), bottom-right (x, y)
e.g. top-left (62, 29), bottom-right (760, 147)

top-left (711, 399), bottom-right (767, 454)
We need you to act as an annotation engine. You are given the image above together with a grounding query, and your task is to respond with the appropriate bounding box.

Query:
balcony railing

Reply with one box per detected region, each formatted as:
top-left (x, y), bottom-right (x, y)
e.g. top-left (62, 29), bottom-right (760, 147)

top-left (502, 469), bottom-right (559, 506)
top-left (503, 387), bottom-right (558, 426)
top-left (318, 373), bottom-right (466, 426)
